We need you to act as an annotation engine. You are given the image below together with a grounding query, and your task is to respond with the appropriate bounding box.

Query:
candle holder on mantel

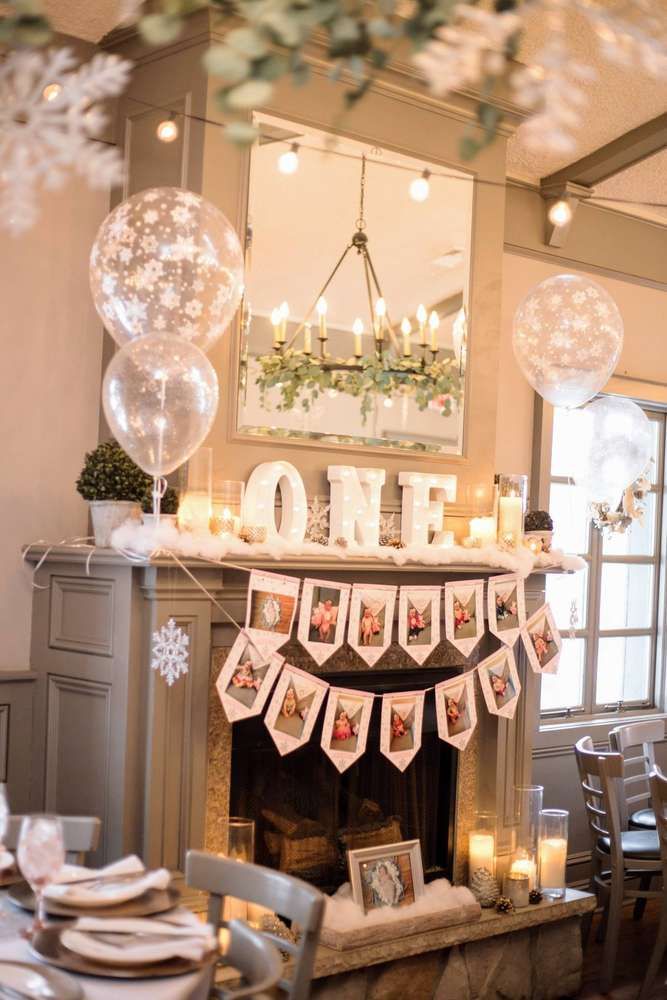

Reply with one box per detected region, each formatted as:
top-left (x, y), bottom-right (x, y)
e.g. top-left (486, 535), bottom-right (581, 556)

top-left (495, 474), bottom-right (528, 547)
top-left (222, 817), bottom-right (256, 923)
top-left (468, 811), bottom-right (497, 880)
top-left (178, 447), bottom-right (213, 533)
top-left (538, 809), bottom-right (568, 900)
top-left (211, 478), bottom-right (244, 537)
top-left (509, 784), bottom-right (543, 890)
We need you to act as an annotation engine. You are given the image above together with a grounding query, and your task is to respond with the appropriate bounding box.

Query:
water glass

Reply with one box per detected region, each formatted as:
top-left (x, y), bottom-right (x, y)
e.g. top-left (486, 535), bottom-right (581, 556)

top-left (17, 815), bottom-right (65, 933)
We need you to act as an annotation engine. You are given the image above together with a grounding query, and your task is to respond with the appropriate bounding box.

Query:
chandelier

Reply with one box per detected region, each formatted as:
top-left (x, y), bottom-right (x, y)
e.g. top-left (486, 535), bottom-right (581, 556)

top-left (254, 156), bottom-right (465, 424)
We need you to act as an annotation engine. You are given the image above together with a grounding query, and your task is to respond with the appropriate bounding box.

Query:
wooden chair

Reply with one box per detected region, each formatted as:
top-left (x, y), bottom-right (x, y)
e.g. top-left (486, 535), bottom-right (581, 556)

top-left (609, 719), bottom-right (664, 830)
top-left (186, 850), bottom-right (325, 1000)
top-left (574, 736), bottom-right (661, 993)
top-left (5, 815), bottom-right (101, 864)
top-left (639, 767), bottom-right (667, 1000)
top-left (217, 919), bottom-right (283, 1000)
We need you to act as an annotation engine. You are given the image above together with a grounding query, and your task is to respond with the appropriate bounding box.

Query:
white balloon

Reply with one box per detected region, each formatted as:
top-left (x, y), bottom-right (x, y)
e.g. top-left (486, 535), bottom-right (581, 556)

top-left (102, 333), bottom-right (219, 477)
top-left (573, 397), bottom-right (652, 505)
top-left (512, 274), bottom-right (623, 408)
top-left (90, 187), bottom-right (244, 353)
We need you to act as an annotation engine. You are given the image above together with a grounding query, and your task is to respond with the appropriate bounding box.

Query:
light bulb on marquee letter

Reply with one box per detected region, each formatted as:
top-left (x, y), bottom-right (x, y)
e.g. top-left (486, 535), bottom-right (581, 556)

top-left (399, 472), bottom-right (457, 547)
top-left (243, 461), bottom-right (308, 543)
top-left (328, 466), bottom-right (386, 546)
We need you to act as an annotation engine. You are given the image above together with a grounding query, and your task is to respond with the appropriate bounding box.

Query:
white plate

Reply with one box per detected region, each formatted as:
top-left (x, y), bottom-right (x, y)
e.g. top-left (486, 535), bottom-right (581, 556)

top-left (0, 960), bottom-right (82, 999)
top-left (47, 875), bottom-right (163, 909)
top-left (61, 928), bottom-right (211, 967)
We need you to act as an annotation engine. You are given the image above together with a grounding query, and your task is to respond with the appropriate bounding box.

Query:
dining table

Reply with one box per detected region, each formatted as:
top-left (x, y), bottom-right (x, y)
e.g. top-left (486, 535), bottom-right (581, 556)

top-left (0, 891), bottom-right (212, 1000)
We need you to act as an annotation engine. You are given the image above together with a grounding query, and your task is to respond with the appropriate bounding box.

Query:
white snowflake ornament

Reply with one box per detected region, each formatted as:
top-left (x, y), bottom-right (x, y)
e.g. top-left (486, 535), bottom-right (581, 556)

top-left (306, 496), bottom-right (330, 541)
top-left (0, 47), bottom-right (132, 235)
top-left (151, 618), bottom-right (190, 687)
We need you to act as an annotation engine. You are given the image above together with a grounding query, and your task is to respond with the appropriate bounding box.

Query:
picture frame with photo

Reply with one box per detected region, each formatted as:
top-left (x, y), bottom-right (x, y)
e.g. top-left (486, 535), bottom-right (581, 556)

top-left (246, 569), bottom-right (300, 656)
top-left (215, 630), bottom-right (284, 723)
top-left (321, 686), bottom-right (374, 773)
top-left (297, 578), bottom-right (351, 666)
top-left (380, 690), bottom-right (424, 772)
top-left (264, 664), bottom-right (329, 756)
top-left (487, 573), bottom-right (526, 648)
top-left (397, 586), bottom-right (441, 665)
top-left (347, 584), bottom-right (397, 667)
top-left (435, 672), bottom-right (477, 751)
top-left (444, 579), bottom-right (485, 658)
top-left (348, 840), bottom-right (425, 915)
top-left (478, 647), bottom-right (521, 720)
top-left (521, 603), bottom-right (562, 675)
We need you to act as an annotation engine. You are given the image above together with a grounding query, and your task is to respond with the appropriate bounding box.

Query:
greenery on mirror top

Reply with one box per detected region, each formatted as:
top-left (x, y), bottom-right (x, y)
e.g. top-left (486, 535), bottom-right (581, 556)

top-left (76, 440), bottom-right (179, 513)
top-left (255, 349), bottom-right (461, 423)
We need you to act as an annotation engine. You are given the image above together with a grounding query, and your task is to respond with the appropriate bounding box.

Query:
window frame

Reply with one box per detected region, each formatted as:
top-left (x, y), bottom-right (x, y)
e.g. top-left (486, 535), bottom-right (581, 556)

top-left (539, 399), bottom-right (667, 722)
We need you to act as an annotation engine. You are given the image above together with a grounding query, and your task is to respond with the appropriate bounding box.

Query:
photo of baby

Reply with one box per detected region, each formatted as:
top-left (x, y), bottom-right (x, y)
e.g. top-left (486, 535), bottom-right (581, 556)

top-left (487, 661), bottom-right (517, 709)
top-left (273, 681), bottom-right (316, 740)
top-left (225, 643), bottom-right (270, 710)
top-left (530, 616), bottom-right (559, 669)
top-left (407, 600), bottom-right (431, 645)
top-left (444, 685), bottom-right (471, 738)
top-left (453, 592), bottom-right (477, 639)
top-left (494, 586), bottom-right (519, 631)
top-left (249, 589), bottom-right (296, 635)
top-left (359, 599), bottom-right (385, 647)
top-left (329, 696), bottom-right (363, 754)
top-left (309, 587), bottom-right (340, 645)
top-left (389, 700), bottom-right (415, 752)
top-left (360, 855), bottom-right (415, 913)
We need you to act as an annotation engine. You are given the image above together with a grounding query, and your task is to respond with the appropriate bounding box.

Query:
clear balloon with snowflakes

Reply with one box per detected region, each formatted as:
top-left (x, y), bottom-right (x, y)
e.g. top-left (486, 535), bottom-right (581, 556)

top-left (512, 274), bottom-right (624, 409)
top-left (89, 187), bottom-right (244, 353)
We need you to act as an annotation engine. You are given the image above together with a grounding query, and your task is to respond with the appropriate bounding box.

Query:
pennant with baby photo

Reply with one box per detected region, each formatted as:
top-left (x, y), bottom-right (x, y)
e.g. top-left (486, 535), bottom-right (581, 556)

top-left (298, 578), bottom-right (351, 667)
top-left (398, 586), bottom-right (441, 665)
top-left (348, 584), bottom-right (397, 667)
top-left (435, 673), bottom-right (477, 751)
top-left (444, 579), bottom-right (485, 658)
top-left (321, 686), bottom-right (374, 773)
top-left (487, 573), bottom-right (526, 648)
top-left (246, 569), bottom-right (300, 657)
top-left (215, 631), bottom-right (284, 723)
top-left (264, 664), bottom-right (329, 756)
top-left (478, 647), bottom-right (521, 720)
top-left (521, 603), bottom-right (562, 675)
top-left (380, 690), bottom-right (425, 772)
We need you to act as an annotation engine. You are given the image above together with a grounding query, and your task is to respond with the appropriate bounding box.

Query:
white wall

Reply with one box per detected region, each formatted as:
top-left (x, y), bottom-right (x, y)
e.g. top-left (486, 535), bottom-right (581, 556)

top-left (0, 181), bottom-right (108, 670)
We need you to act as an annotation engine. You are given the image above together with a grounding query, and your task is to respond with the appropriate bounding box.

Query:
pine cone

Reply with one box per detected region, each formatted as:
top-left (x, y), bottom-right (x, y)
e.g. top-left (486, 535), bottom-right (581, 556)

top-left (379, 533), bottom-right (393, 546)
top-left (308, 532), bottom-right (328, 546)
top-left (469, 867), bottom-right (500, 908)
top-left (528, 889), bottom-right (543, 905)
top-left (495, 896), bottom-right (515, 914)
top-left (389, 538), bottom-right (406, 549)
top-left (333, 537), bottom-right (349, 548)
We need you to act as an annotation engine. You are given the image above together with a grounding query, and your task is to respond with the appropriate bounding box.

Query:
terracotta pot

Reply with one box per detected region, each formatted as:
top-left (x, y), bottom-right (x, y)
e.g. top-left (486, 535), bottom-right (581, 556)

top-left (90, 501), bottom-right (141, 548)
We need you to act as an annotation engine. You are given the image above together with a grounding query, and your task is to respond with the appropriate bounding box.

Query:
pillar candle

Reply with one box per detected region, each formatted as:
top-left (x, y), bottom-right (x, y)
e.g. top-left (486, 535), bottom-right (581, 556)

top-left (403, 331), bottom-right (411, 357)
top-left (498, 496), bottom-right (523, 543)
top-left (469, 832), bottom-right (495, 875)
top-left (469, 516), bottom-right (496, 546)
top-left (510, 856), bottom-right (537, 890)
top-left (539, 837), bottom-right (567, 894)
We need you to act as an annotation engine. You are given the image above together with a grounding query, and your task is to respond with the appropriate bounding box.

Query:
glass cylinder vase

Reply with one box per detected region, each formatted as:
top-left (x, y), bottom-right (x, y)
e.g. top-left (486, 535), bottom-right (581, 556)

top-left (211, 478), bottom-right (244, 537)
top-left (468, 811), bottom-right (497, 881)
top-left (538, 809), bottom-right (568, 900)
top-left (226, 816), bottom-right (255, 863)
top-left (510, 784), bottom-right (543, 890)
top-left (495, 474), bottom-right (528, 547)
top-left (178, 447), bottom-right (212, 533)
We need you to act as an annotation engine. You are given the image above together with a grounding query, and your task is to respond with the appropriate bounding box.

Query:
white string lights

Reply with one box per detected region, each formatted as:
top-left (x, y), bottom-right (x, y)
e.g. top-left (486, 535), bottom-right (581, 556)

top-left (409, 169), bottom-right (431, 202)
top-left (278, 142), bottom-right (300, 175)
top-left (156, 114), bottom-right (179, 143)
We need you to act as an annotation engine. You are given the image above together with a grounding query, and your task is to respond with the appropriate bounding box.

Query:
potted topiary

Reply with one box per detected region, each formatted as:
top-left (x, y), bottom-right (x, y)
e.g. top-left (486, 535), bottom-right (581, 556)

top-left (524, 510), bottom-right (554, 554)
top-left (76, 441), bottom-right (147, 546)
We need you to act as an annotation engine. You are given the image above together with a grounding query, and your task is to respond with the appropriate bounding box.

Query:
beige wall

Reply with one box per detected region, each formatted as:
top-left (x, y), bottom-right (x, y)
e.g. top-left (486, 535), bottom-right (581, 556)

top-left (1, 181), bottom-right (108, 669)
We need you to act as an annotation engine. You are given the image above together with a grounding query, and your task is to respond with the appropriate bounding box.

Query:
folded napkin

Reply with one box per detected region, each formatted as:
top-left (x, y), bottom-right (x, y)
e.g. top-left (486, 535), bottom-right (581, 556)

top-left (61, 910), bottom-right (217, 966)
top-left (45, 855), bottom-right (171, 907)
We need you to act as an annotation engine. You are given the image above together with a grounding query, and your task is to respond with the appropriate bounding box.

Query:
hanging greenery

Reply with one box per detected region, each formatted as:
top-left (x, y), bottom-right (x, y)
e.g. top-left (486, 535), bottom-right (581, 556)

top-left (254, 349), bottom-right (462, 423)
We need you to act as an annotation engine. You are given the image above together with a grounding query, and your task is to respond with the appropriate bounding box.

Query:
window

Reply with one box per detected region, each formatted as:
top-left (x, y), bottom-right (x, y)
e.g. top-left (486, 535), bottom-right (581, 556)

top-left (541, 401), bottom-right (666, 719)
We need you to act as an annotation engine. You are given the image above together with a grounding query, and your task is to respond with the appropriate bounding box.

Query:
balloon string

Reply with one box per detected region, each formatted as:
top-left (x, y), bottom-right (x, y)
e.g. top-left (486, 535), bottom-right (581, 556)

top-left (23, 537), bottom-right (97, 589)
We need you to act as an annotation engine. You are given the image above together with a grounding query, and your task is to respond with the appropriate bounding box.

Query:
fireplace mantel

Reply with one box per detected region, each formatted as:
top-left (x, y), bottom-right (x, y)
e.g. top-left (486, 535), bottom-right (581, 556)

top-left (24, 543), bottom-right (556, 885)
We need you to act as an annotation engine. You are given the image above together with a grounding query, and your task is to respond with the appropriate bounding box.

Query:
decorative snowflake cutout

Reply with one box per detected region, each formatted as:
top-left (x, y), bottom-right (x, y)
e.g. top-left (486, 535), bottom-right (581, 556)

top-left (306, 496), bottom-right (330, 541)
top-left (379, 512), bottom-right (397, 536)
top-left (151, 618), bottom-right (190, 687)
top-left (0, 47), bottom-right (132, 235)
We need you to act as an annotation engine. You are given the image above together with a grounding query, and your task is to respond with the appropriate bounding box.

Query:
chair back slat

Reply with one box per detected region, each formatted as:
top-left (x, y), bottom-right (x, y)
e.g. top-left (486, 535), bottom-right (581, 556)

top-left (575, 736), bottom-right (625, 862)
top-left (5, 815), bottom-right (101, 864)
top-left (649, 768), bottom-right (667, 851)
top-left (610, 721), bottom-right (664, 817)
top-left (187, 850), bottom-right (325, 1000)
top-left (217, 919), bottom-right (283, 1000)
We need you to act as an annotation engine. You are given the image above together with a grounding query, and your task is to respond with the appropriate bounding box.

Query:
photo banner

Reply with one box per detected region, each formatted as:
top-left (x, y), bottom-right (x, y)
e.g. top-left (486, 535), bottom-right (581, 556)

top-left (397, 586), bottom-right (441, 665)
top-left (348, 584), bottom-right (397, 667)
top-left (380, 689), bottom-right (424, 772)
top-left (321, 686), bottom-right (374, 773)
top-left (264, 664), bottom-right (329, 756)
top-left (478, 647), bottom-right (521, 720)
top-left (444, 579), bottom-right (485, 658)
top-left (215, 630), bottom-right (284, 723)
top-left (434, 673), bottom-right (477, 751)
top-left (298, 578), bottom-right (351, 666)
top-left (245, 569), bottom-right (300, 658)
top-left (521, 603), bottom-right (562, 675)
top-left (487, 573), bottom-right (526, 648)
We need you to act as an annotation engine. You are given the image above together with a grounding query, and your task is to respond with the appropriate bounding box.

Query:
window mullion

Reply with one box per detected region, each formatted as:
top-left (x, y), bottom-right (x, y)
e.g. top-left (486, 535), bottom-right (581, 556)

top-left (586, 519), bottom-right (601, 715)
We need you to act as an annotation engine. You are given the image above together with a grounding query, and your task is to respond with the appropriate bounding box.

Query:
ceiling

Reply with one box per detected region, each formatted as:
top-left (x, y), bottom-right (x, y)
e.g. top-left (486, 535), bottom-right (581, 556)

top-left (32, 0), bottom-right (667, 224)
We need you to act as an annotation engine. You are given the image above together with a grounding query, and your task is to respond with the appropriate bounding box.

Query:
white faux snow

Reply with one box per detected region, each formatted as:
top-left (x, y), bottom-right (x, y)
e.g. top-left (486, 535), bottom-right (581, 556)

top-left (322, 878), bottom-right (478, 932)
top-left (111, 519), bottom-right (585, 578)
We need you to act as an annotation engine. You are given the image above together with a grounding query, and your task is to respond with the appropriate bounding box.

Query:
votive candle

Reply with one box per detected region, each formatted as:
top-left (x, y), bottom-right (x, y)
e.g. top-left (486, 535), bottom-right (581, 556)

top-left (510, 856), bottom-right (537, 890)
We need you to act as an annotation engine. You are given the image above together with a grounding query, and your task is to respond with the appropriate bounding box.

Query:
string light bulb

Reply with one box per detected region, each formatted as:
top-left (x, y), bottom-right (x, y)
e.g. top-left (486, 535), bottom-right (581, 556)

top-left (156, 114), bottom-right (179, 143)
top-left (548, 198), bottom-right (572, 227)
top-left (278, 143), bottom-right (300, 175)
top-left (410, 169), bottom-right (431, 202)
top-left (42, 83), bottom-right (62, 102)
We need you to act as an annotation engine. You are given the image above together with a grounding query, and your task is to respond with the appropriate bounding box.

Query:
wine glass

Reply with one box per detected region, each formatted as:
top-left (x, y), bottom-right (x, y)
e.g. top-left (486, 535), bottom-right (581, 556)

top-left (16, 815), bottom-right (64, 934)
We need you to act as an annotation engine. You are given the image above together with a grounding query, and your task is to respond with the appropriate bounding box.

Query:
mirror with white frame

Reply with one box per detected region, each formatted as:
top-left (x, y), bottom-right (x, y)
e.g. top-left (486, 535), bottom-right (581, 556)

top-left (236, 113), bottom-right (473, 455)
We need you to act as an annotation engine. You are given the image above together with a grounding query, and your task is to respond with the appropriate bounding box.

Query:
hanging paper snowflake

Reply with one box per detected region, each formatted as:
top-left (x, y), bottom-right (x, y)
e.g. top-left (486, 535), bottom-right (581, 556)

top-left (0, 47), bottom-right (132, 236)
top-left (151, 617), bottom-right (190, 686)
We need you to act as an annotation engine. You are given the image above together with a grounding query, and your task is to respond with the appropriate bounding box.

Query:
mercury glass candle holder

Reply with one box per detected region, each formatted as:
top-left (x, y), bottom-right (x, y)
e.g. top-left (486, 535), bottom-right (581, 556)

top-left (510, 785), bottom-right (543, 889)
top-left (503, 871), bottom-right (529, 908)
top-left (538, 809), bottom-right (568, 899)
top-left (495, 474), bottom-right (528, 546)
top-left (468, 811), bottom-right (497, 881)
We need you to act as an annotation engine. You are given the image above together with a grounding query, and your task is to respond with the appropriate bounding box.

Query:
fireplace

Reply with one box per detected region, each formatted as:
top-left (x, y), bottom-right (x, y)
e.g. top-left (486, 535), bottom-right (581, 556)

top-left (229, 664), bottom-right (459, 891)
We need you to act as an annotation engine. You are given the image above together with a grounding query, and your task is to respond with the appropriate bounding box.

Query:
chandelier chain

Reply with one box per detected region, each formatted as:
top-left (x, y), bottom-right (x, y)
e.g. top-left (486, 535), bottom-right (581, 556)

top-left (356, 154), bottom-right (367, 232)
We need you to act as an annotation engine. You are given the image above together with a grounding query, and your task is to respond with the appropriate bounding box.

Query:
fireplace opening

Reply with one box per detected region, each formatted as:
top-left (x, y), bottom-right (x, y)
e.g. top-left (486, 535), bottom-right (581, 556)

top-left (230, 666), bottom-right (459, 893)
